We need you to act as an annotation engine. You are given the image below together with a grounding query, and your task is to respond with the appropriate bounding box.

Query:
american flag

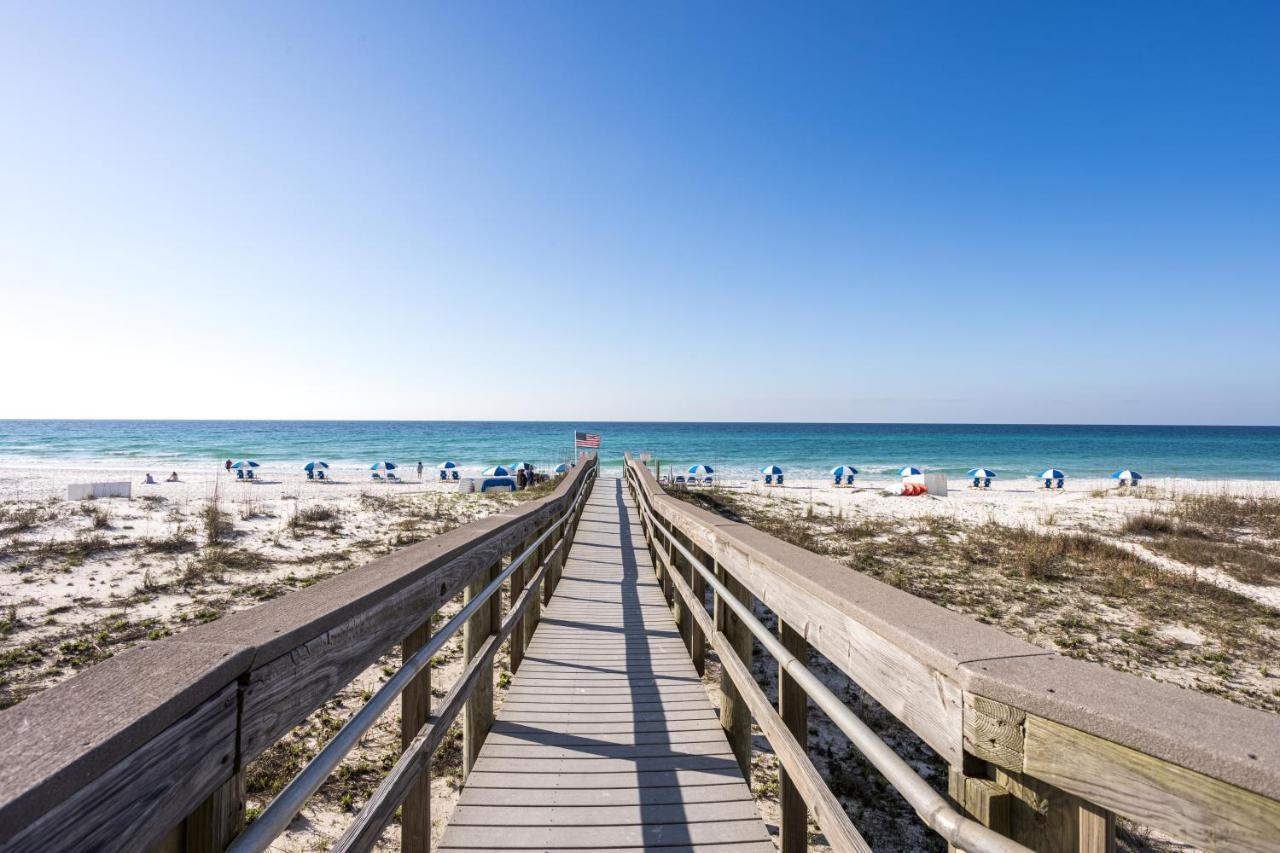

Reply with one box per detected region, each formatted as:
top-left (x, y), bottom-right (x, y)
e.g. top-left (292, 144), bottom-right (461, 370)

top-left (574, 431), bottom-right (601, 448)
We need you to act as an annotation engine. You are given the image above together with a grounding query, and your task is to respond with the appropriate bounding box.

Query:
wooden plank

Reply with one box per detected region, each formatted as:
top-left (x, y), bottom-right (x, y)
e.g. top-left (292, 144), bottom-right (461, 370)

top-left (448, 799), bottom-right (762, 826)
top-left (1024, 714), bottom-right (1280, 853)
top-left (436, 819), bottom-right (771, 848)
top-left (3, 683), bottom-right (238, 853)
top-left (450, 784), bottom-right (752, 808)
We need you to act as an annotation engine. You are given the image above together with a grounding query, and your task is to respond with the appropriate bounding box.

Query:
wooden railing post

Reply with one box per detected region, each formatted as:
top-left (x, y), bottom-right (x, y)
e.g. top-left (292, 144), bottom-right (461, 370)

top-left (463, 559), bottom-right (500, 777)
top-left (778, 620), bottom-right (808, 853)
top-left (539, 522), bottom-right (555, 606)
top-left (523, 522), bottom-right (548, 651)
top-left (401, 621), bottom-right (431, 853)
top-left (686, 541), bottom-right (706, 676)
top-left (715, 562), bottom-right (752, 776)
top-left (508, 532), bottom-right (537, 673)
top-left (671, 531), bottom-right (693, 654)
top-left (181, 772), bottom-right (245, 853)
top-left (962, 694), bottom-right (1116, 853)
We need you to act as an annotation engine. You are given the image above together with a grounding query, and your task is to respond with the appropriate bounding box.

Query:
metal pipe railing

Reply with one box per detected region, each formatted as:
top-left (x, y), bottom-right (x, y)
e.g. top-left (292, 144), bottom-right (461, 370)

top-left (229, 466), bottom-right (595, 853)
top-left (624, 462), bottom-right (1030, 853)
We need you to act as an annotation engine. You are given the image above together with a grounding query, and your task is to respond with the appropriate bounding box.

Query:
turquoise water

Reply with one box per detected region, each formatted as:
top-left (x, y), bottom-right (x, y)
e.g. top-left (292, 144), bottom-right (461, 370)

top-left (0, 420), bottom-right (1277, 480)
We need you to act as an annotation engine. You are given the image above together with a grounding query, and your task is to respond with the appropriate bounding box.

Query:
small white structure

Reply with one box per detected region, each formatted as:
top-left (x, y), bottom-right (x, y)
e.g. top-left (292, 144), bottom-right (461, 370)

top-left (903, 473), bottom-right (948, 497)
top-left (68, 482), bottom-right (132, 500)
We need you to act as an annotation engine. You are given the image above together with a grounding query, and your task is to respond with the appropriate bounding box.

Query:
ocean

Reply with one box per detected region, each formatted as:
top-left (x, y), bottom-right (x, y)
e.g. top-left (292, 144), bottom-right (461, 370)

top-left (0, 421), bottom-right (1277, 481)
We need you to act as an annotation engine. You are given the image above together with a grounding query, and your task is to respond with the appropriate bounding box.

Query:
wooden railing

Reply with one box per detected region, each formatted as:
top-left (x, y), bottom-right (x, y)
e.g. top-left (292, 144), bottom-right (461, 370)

top-left (0, 456), bottom-right (596, 853)
top-left (623, 453), bottom-right (1280, 853)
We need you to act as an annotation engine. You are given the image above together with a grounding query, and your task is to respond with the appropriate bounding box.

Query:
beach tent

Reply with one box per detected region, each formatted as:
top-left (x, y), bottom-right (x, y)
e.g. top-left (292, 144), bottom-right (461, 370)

top-left (303, 461), bottom-right (329, 472)
top-left (1111, 469), bottom-right (1142, 481)
top-left (482, 465), bottom-right (513, 476)
top-left (899, 466), bottom-right (922, 477)
top-left (437, 461), bottom-right (458, 470)
top-left (553, 463), bottom-right (568, 474)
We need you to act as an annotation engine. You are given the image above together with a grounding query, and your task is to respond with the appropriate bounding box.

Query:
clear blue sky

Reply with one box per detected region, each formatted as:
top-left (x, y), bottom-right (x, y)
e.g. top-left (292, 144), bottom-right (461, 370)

top-left (2, 2), bottom-right (1277, 423)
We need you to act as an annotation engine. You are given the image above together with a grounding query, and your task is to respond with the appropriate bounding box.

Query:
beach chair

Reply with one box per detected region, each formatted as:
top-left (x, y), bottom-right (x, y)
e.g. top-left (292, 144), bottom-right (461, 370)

top-left (236, 469), bottom-right (244, 480)
top-left (372, 473), bottom-right (383, 480)
top-left (306, 470), bottom-right (314, 480)
top-left (451, 470), bottom-right (459, 480)
top-left (983, 477), bottom-right (992, 489)
top-left (1056, 478), bottom-right (1065, 489)
top-left (846, 475), bottom-right (855, 486)
top-left (246, 470), bottom-right (255, 480)
top-left (439, 470), bottom-right (448, 481)
top-left (763, 474), bottom-right (773, 486)
top-left (703, 476), bottom-right (713, 486)
top-left (317, 470), bottom-right (325, 480)
top-left (388, 472), bottom-right (400, 482)
top-left (1043, 479), bottom-right (1052, 489)
top-left (776, 474), bottom-right (784, 486)
top-left (675, 476), bottom-right (685, 485)
top-left (971, 477), bottom-right (980, 488)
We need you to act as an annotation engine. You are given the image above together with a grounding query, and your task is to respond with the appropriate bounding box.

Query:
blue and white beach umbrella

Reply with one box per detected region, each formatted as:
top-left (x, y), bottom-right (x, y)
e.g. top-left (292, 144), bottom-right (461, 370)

top-left (966, 468), bottom-right (996, 479)
top-left (482, 465), bottom-right (512, 476)
top-left (760, 465), bottom-right (783, 476)
top-left (232, 460), bottom-right (259, 469)
top-left (303, 461), bottom-right (329, 472)
top-left (553, 463), bottom-right (568, 474)
top-left (1111, 470), bottom-right (1142, 481)
top-left (437, 460), bottom-right (458, 470)
top-left (831, 465), bottom-right (858, 478)
top-left (370, 461), bottom-right (397, 471)
top-left (899, 466), bottom-right (922, 477)
top-left (1039, 469), bottom-right (1065, 480)
top-left (688, 464), bottom-right (714, 476)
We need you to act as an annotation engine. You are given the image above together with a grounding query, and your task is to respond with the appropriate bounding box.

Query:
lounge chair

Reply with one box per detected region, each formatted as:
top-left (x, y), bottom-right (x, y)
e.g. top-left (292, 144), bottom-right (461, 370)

top-left (451, 470), bottom-right (459, 480)
top-left (676, 476), bottom-right (686, 485)
top-left (703, 476), bottom-right (713, 486)
top-left (317, 470), bottom-right (325, 480)
top-left (971, 477), bottom-right (980, 488)
top-left (1056, 478), bottom-right (1065, 489)
top-left (246, 470), bottom-right (254, 480)
top-left (776, 474), bottom-right (784, 486)
top-left (1043, 479), bottom-right (1052, 489)
top-left (372, 473), bottom-right (383, 480)
top-left (236, 469), bottom-right (244, 480)
top-left (763, 474), bottom-right (773, 486)
top-left (439, 470), bottom-right (448, 481)
top-left (306, 470), bottom-right (314, 480)
top-left (983, 477), bottom-right (992, 489)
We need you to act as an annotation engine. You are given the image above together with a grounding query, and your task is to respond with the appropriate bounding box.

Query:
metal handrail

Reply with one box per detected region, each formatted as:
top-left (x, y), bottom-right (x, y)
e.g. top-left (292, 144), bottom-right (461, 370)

top-left (229, 466), bottom-right (596, 853)
top-left (624, 462), bottom-right (1030, 853)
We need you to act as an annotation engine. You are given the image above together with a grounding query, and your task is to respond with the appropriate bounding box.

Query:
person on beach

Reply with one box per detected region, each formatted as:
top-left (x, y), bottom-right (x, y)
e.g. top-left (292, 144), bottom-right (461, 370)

top-left (144, 473), bottom-right (155, 484)
top-left (516, 467), bottom-right (527, 489)
top-left (417, 460), bottom-right (424, 480)
top-left (166, 472), bottom-right (179, 482)
top-left (225, 459), bottom-right (232, 474)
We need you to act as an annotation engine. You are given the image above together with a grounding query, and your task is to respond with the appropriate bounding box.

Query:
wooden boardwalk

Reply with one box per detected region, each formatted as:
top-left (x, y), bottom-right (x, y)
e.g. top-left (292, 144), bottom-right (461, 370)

top-left (439, 478), bottom-right (773, 852)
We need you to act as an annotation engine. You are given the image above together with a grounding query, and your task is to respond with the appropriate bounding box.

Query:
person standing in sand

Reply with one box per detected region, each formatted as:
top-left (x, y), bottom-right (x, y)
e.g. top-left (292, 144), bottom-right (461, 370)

top-left (417, 460), bottom-right (424, 480)
top-left (225, 459), bottom-right (232, 474)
